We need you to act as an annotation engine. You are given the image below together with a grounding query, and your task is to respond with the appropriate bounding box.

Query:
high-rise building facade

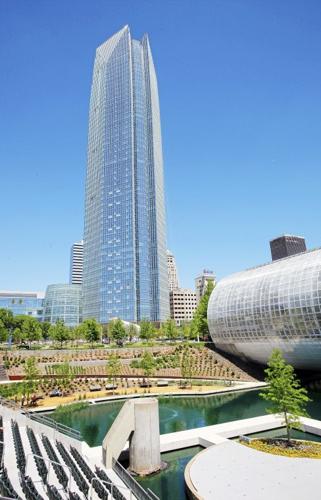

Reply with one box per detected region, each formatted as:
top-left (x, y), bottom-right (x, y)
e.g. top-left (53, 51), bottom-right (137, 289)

top-left (270, 234), bottom-right (306, 261)
top-left (167, 250), bottom-right (179, 292)
top-left (83, 26), bottom-right (169, 323)
top-left (195, 270), bottom-right (216, 303)
top-left (69, 240), bottom-right (83, 285)
top-left (170, 288), bottom-right (197, 326)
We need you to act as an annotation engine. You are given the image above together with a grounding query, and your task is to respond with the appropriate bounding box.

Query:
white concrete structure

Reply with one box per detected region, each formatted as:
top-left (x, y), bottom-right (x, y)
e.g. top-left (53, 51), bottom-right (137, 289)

top-left (69, 240), bottom-right (83, 285)
top-left (169, 288), bottom-right (197, 326)
top-left (103, 398), bottom-right (161, 475)
top-left (195, 270), bottom-right (215, 303)
top-left (185, 415), bottom-right (321, 500)
top-left (167, 250), bottom-right (179, 291)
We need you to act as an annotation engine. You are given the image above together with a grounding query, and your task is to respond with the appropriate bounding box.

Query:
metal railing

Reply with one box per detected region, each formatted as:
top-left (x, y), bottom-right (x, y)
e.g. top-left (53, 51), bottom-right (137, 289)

top-left (0, 396), bottom-right (81, 441)
top-left (112, 458), bottom-right (159, 500)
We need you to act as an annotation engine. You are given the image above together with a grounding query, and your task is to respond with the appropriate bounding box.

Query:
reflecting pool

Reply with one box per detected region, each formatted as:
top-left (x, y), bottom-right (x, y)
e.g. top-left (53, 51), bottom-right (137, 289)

top-left (137, 446), bottom-right (202, 500)
top-left (50, 388), bottom-right (321, 447)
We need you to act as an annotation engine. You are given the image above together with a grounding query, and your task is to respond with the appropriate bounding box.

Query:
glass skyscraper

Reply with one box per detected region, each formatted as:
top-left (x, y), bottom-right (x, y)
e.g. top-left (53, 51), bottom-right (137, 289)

top-left (83, 26), bottom-right (169, 323)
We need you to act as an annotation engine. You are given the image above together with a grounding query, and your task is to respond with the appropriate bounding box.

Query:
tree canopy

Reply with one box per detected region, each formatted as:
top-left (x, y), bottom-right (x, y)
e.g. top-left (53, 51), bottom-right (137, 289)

top-left (109, 319), bottom-right (127, 343)
top-left (139, 319), bottom-right (155, 341)
top-left (192, 281), bottom-right (215, 341)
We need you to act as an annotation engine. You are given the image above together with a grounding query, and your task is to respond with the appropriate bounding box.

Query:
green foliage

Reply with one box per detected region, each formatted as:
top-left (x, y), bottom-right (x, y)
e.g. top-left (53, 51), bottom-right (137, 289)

top-left (191, 281), bottom-right (215, 341)
top-left (139, 319), bottom-right (155, 341)
top-left (106, 353), bottom-right (121, 391)
top-left (181, 346), bottom-right (195, 383)
top-left (79, 318), bottom-right (101, 346)
top-left (40, 321), bottom-right (51, 340)
top-left (21, 316), bottom-right (42, 345)
top-left (23, 357), bottom-right (40, 401)
top-left (49, 320), bottom-right (70, 348)
top-left (52, 362), bottom-right (74, 390)
top-left (140, 351), bottom-right (156, 379)
top-left (0, 309), bottom-right (15, 341)
top-left (162, 319), bottom-right (179, 340)
top-left (109, 319), bottom-right (127, 343)
top-left (127, 323), bottom-right (136, 341)
top-left (260, 349), bottom-right (310, 443)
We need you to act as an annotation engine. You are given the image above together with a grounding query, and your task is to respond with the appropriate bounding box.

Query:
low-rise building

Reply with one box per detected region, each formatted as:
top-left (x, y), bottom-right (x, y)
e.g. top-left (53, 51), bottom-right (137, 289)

top-left (170, 288), bottom-right (197, 326)
top-left (0, 291), bottom-right (44, 320)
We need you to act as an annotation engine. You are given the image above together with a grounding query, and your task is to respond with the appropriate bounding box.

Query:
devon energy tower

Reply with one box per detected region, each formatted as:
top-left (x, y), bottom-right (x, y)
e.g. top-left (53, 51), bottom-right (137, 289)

top-left (83, 26), bottom-right (169, 324)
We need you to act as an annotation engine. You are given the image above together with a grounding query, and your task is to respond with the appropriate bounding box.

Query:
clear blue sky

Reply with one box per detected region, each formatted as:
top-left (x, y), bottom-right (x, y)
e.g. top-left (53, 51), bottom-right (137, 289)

top-left (1, 0), bottom-right (321, 292)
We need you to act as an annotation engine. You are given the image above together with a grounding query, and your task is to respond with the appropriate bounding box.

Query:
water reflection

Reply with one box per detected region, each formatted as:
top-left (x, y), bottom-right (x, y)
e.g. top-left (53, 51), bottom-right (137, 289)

top-left (50, 389), bottom-right (321, 447)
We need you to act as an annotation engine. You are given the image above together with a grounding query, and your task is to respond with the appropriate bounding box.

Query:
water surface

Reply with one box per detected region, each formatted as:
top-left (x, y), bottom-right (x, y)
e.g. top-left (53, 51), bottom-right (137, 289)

top-left (50, 388), bottom-right (321, 447)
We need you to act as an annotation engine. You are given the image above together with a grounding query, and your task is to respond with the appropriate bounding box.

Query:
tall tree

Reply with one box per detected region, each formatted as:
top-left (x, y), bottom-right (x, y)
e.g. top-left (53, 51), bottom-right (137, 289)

top-left (109, 319), bottom-right (127, 344)
top-left (260, 349), bottom-right (310, 444)
top-left (49, 320), bottom-right (70, 348)
top-left (106, 353), bottom-right (121, 394)
top-left (192, 281), bottom-right (215, 341)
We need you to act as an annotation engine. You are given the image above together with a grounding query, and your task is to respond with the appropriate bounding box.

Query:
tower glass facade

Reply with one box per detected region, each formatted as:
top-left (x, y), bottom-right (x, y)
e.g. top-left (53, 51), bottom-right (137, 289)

top-left (83, 26), bottom-right (169, 323)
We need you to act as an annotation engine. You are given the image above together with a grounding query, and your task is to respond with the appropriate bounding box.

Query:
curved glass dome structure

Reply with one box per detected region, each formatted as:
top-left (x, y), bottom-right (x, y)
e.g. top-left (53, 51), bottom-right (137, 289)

top-left (43, 284), bottom-right (82, 327)
top-left (208, 249), bottom-right (321, 370)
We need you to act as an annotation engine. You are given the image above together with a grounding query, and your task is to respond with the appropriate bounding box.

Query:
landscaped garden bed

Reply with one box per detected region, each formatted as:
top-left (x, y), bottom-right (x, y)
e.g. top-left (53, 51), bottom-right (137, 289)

top-left (242, 438), bottom-right (321, 459)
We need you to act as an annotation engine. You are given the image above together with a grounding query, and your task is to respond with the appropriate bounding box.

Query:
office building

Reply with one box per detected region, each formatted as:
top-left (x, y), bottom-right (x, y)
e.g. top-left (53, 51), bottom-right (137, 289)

top-left (83, 25), bottom-right (169, 323)
top-left (208, 248), bottom-right (321, 370)
top-left (70, 240), bottom-right (83, 285)
top-left (167, 250), bottom-right (179, 292)
top-left (0, 291), bottom-right (44, 320)
top-left (43, 284), bottom-right (82, 327)
top-left (270, 234), bottom-right (306, 261)
top-left (170, 288), bottom-right (197, 326)
top-left (195, 270), bottom-right (215, 303)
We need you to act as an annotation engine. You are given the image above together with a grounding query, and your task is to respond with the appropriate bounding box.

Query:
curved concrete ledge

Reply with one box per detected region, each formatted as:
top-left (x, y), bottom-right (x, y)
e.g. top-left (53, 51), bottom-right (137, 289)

top-left (185, 438), bottom-right (321, 500)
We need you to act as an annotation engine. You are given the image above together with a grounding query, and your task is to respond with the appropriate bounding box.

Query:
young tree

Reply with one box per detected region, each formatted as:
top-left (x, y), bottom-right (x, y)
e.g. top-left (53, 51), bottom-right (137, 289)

top-left (23, 356), bottom-right (40, 404)
top-left (49, 320), bottom-right (70, 348)
top-left (163, 319), bottom-right (179, 340)
top-left (53, 362), bottom-right (74, 392)
top-left (127, 323), bottom-right (136, 342)
top-left (109, 319), bottom-right (127, 345)
top-left (40, 321), bottom-right (51, 341)
top-left (139, 320), bottom-right (155, 342)
top-left (72, 324), bottom-right (85, 347)
top-left (191, 281), bottom-right (214, 341)
top-left (180, 346), bottom-right (195, 386)
top-left (106, 353), bottom-right (121, 394)
top-left (80, 318), bottom-right (101, 347)
top-left (140, 351), bottom-right (156, 381)
top-left (260, 349), bottom-right (310, 444)
top-left (21, 316), bottom-right (42, 346)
